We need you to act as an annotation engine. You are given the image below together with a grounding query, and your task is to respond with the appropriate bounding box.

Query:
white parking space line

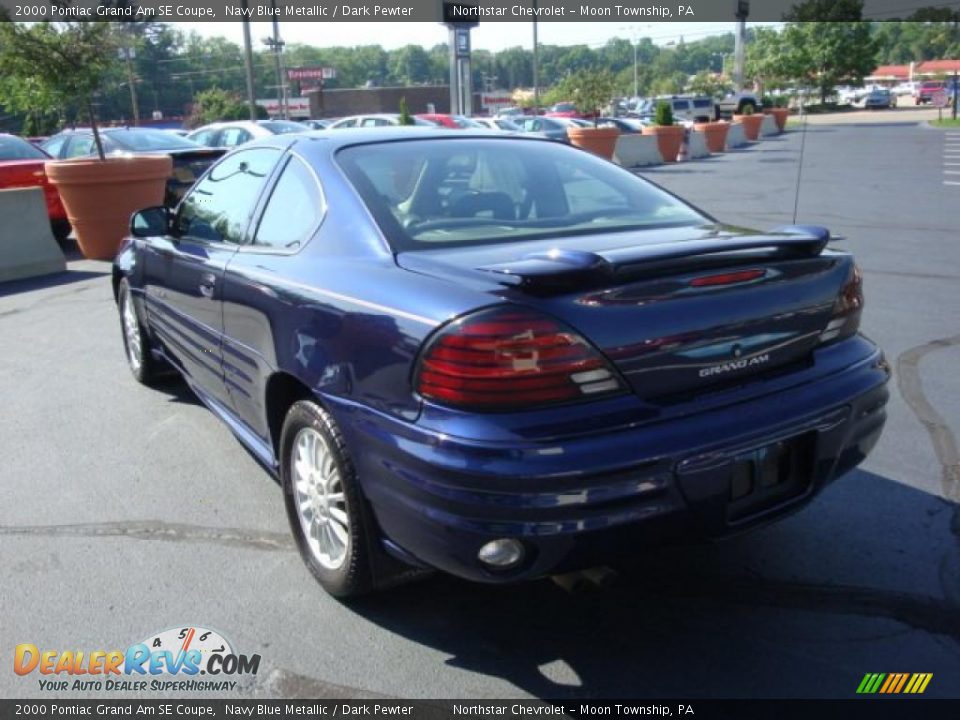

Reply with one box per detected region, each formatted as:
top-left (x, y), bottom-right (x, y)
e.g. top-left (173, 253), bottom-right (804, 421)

top-left (945, 181), bottom-right (960, 185)
top-left (944, 170), bottom-right (960, 174)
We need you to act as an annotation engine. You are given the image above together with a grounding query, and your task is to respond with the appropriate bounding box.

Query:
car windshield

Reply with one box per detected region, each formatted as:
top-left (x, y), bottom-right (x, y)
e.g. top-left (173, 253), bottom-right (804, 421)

top-left (0, 135), bottom-right (48, 160)
top-left (260, 121), bottom-right (307, 134)
top-left (105, 129), bottom-right (202, 151)
top-left (337, 138), bottom-right (706, 251)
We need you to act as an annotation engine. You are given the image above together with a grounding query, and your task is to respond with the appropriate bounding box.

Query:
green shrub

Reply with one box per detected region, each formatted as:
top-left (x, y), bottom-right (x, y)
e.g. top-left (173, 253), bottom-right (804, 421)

top-left (654, 101), bottom-right (674, 126)
top-left (398, 96), bottom-right (414, 126)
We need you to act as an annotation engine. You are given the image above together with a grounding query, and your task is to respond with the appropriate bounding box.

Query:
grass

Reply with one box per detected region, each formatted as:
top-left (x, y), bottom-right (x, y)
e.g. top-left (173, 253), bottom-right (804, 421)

top-left (930, 117), bottom-right (960, 128)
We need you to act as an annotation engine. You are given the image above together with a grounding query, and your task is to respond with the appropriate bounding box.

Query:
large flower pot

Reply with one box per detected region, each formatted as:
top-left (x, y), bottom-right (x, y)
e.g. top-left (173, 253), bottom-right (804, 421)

top-left (733, 113), bottom-right (764, 141)
top-left (764, 107), bottom-right (790, 132)
top-left (45, 155), bottom-right (172, 260)
top-left (693, 122), bottom-right (730, 153)
top-left (641, 124), bottom-right (685, 163)
top-left (566, 126), bottom-right (621, 160)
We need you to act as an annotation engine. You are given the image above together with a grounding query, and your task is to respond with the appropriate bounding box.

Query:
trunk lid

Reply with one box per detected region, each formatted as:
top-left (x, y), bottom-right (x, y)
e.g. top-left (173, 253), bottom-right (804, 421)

top-left (398, 224), bottom-right (849, 402)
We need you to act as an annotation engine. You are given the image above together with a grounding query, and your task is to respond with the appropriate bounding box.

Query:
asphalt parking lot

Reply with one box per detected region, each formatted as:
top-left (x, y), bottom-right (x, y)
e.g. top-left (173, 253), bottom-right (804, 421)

top-left (1, 119), bottom-right (958, 700)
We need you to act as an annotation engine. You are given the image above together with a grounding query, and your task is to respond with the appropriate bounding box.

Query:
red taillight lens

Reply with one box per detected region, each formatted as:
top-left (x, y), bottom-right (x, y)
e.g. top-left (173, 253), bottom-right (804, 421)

top-left (819, 264), bottom-right (863, 345)
top-left (416, 306), bottom-right (624, 410)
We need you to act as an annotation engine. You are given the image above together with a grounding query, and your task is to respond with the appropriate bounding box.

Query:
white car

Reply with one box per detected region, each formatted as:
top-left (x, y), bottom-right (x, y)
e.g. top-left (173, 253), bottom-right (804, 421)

top-left (328, 114), bottom-right (436, 129)
top-left (186, 120), bottom-right (307, 148)
top-left (471, 118), bottom-right (524, 132)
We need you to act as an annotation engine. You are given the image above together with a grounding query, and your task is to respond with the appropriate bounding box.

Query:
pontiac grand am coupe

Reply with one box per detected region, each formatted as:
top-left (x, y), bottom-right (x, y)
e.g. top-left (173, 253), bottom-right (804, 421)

top-left (114, 128), bottom-right (889, 597)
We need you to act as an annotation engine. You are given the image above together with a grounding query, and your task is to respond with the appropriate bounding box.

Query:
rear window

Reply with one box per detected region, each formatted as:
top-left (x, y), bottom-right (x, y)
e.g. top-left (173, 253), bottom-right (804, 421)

top-left (107, 129), bottom-right (201, 151)
top-left (693, 99), bottom-right (714, 108)
top-left (336, 138), bottom-right (706, 251)
top-left (0, 135), bottom-right (47, 160)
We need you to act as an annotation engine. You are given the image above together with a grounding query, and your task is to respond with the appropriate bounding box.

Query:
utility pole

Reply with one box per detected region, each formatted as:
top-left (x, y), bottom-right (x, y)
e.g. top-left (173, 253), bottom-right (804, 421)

top-left (121, 42), bottom-right (140, 126)
top-left (267, 0), bottom-right (287, 119)
top-left (240, 0), bottom-right (258, 121)
top-left (734, 1), bottom-right (749, 92)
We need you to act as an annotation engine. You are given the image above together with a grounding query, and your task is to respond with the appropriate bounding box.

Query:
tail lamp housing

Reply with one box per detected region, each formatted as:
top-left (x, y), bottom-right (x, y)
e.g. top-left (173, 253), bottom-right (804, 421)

top-left (415, 306), bottom-right (625, 411)
top-left (819, 264), bottom-right (863, 345)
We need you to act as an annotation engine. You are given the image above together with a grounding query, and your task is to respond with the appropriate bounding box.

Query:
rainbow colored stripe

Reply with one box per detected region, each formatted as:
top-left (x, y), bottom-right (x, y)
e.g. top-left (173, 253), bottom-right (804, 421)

top-left (856, 673), bottom-right (933, 694)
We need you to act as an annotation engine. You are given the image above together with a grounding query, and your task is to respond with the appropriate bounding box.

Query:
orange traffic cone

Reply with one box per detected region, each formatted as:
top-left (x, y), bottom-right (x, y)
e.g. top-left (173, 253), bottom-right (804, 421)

top-left (676, 127), bottom-right (691, 162)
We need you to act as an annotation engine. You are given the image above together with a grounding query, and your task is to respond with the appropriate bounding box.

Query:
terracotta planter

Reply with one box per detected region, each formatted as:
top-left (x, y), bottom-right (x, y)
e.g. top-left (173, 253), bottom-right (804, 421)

top-left (46, 155), bottom-right (172, 260)
top-left (694, 122), bottom-right (730, 153)
top-left (642, 124), bottom-right (685, 163)
top-left (733, 113), bottom-right (764, 141)
top-left (764, 107), bottom-right (790, 132)
top-left (566, 126), bottom-right (621, 160)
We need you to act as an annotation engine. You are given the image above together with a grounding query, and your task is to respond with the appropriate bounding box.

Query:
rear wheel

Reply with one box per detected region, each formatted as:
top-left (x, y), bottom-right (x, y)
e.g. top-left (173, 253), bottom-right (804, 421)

top-left (50, 219), bottom-right (72, 243)
top-left (118, 279), bottom-right (160, 385)
top-left (280, 400), bottom-right (375, 598)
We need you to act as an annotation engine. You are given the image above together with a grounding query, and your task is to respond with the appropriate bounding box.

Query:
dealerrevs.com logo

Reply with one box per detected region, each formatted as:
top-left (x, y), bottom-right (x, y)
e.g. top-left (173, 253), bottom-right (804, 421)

top-left (14, 626), bottom-right (260, 692)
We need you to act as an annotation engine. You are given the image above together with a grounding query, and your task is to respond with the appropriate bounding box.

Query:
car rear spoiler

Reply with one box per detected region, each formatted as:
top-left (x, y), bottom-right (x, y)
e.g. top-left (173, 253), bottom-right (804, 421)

top-left (477, 226), bottom-right (834, 289)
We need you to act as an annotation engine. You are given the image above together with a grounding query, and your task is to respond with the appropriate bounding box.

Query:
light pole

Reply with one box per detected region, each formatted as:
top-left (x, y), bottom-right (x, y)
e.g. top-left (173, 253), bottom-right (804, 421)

top-left (532, 0), bottom-right (539, 112)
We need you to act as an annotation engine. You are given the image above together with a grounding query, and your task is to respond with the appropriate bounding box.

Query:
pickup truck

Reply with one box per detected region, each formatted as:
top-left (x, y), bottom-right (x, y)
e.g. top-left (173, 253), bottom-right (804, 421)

top-left (717, 92), bottom-right (760, 118)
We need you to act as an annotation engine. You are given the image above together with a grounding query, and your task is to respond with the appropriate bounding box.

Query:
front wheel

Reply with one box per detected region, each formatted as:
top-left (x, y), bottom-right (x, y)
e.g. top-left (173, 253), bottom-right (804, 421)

top-left (118, 279), bottom-right (160, 385)
top-left (280, 400), bottom-right (375, 598)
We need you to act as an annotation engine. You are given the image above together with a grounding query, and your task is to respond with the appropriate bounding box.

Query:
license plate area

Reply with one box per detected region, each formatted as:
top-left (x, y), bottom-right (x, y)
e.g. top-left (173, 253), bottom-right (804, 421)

top-left (727, 433), bottom-right (815, 523)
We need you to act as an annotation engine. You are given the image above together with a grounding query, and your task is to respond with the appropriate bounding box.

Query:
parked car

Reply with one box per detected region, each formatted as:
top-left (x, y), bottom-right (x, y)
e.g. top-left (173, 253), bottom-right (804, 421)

top-left (717, 91), bottom-right (759, 118)
top-left (915, 81), bottom-right (946, 105)
top-left (328, 114), bottom-right (436, 129)
top-left (471, 118), bottom-right (524, 132)
top-left (596, 117), bottom-right (646, 133)
top-left (41, 127), bottom-right (225, 206)
top-left (416, 113), bottom-right (484, 129)
top-left (300, 119), bottom-right (331, 130)
top-left (545, 102), bottom-right (580, 118)
top-left (0, 133), bottom-right (69, 240)
top-left (648, 95), bottom-right (720, 123)
top-left (513, 115), bottom-right (573, 142)
top-left (862, 88), bottom-right (897, 109)
top-left (114, 129), bottom-right (889, 597)
top-left (186, 120), bottom-right (307, 148)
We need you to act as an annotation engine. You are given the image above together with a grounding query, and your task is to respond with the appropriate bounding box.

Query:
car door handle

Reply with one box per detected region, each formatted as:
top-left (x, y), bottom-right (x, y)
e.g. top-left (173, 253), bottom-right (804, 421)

top-left (199, 273), bottom-right (216, 299)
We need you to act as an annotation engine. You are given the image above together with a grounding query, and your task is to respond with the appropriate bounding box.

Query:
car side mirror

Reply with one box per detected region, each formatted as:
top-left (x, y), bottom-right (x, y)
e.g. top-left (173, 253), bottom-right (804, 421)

top-left (130, 206), bottom-right (170, 238)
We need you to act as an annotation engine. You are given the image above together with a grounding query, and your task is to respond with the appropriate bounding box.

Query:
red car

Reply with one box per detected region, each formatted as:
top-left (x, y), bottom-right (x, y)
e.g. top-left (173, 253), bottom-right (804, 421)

top-left (0, 133), bottom-right (70, 240)
top-left (415, 113), bottom-right (483, 129)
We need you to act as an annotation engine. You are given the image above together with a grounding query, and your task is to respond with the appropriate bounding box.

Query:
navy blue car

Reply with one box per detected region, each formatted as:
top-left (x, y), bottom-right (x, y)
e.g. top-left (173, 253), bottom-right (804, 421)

top-left (114, 129), bottom-right (889, 597)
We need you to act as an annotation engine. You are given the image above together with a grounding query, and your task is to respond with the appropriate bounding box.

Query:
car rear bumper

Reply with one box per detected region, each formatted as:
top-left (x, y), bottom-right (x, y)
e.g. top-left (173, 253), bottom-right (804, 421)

top-left (330, 337), bottom-right (890, 583)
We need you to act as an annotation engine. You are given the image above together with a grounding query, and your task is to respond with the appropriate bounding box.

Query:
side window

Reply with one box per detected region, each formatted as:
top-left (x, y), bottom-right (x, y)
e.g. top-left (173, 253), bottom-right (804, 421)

top-left (673, 101), bottom-right (687, 113)
top-left (190, 130), bottom-right (216, 146)
top-left (176, 148), bottom-right (280, 245)
top-left (42, 136), bottom-right (68, 158)
top-left (252, 157), bottom-right (323, 249)
top-left (65, 135), bottom-right (94, 158)
top-left (221, 128), bottom-right (252, 147)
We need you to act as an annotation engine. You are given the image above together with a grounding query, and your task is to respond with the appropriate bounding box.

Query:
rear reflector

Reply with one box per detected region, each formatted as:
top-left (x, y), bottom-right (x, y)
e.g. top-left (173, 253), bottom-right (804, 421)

top-left (416, 306), bottom-right (625, 410)
top-left (689, 268), bottom-right (766, 287)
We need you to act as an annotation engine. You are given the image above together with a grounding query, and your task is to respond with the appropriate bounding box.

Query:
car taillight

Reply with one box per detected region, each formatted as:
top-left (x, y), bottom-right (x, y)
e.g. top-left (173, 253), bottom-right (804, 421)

top-left (416, 306), bottom-right (625, 411)
top-left (819, 264), bottom-right (863, 345)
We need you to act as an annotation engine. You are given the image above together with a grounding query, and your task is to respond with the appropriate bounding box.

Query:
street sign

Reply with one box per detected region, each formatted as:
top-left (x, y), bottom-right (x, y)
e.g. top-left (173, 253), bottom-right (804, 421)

top-left (932, 90), bottom-right (949, 108)
top-left (287, 67), bottom-right (336, 81)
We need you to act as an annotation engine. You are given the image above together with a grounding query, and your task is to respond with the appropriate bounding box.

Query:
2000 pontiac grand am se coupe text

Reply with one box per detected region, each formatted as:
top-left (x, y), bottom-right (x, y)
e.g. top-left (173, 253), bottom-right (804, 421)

top-left (113, 129), bottom-right (889, 598)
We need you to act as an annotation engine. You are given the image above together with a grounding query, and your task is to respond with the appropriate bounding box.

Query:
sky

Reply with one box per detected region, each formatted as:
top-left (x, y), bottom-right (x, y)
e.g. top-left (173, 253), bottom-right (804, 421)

top-left (182, 21), bottom-right (763, 52)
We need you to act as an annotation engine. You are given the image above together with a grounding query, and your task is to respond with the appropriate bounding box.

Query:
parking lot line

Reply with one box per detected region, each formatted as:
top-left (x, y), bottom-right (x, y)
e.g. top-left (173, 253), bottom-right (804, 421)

top-left (944, 180), bottom-right (960, 185)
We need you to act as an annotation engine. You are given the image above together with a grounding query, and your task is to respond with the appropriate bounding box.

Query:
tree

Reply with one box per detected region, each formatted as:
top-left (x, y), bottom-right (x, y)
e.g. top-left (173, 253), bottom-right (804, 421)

top-left (187, 87), bottom-right (259, 127)
top-left (780, 0), bottom-right (878, 103)
top-left (0, 19), bottom-right (117, 158)
top-left (553, 69), bottom-right (616, 126)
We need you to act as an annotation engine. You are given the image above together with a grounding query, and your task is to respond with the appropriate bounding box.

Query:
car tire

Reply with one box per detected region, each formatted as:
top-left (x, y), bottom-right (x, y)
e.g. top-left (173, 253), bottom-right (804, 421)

top-left (280, 399), bottom-right (375, 599)
top-left (51, 219), bottom-right (72, 243)
top-left (118, 278), bottom-right (161, 385)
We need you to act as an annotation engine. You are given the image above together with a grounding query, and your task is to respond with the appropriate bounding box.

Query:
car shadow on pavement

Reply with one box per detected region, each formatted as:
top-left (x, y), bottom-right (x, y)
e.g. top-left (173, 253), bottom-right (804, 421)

top-left (347, 469), bottom-right (960, 698)
top-left (0, 269), bottom-right (108, 298)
